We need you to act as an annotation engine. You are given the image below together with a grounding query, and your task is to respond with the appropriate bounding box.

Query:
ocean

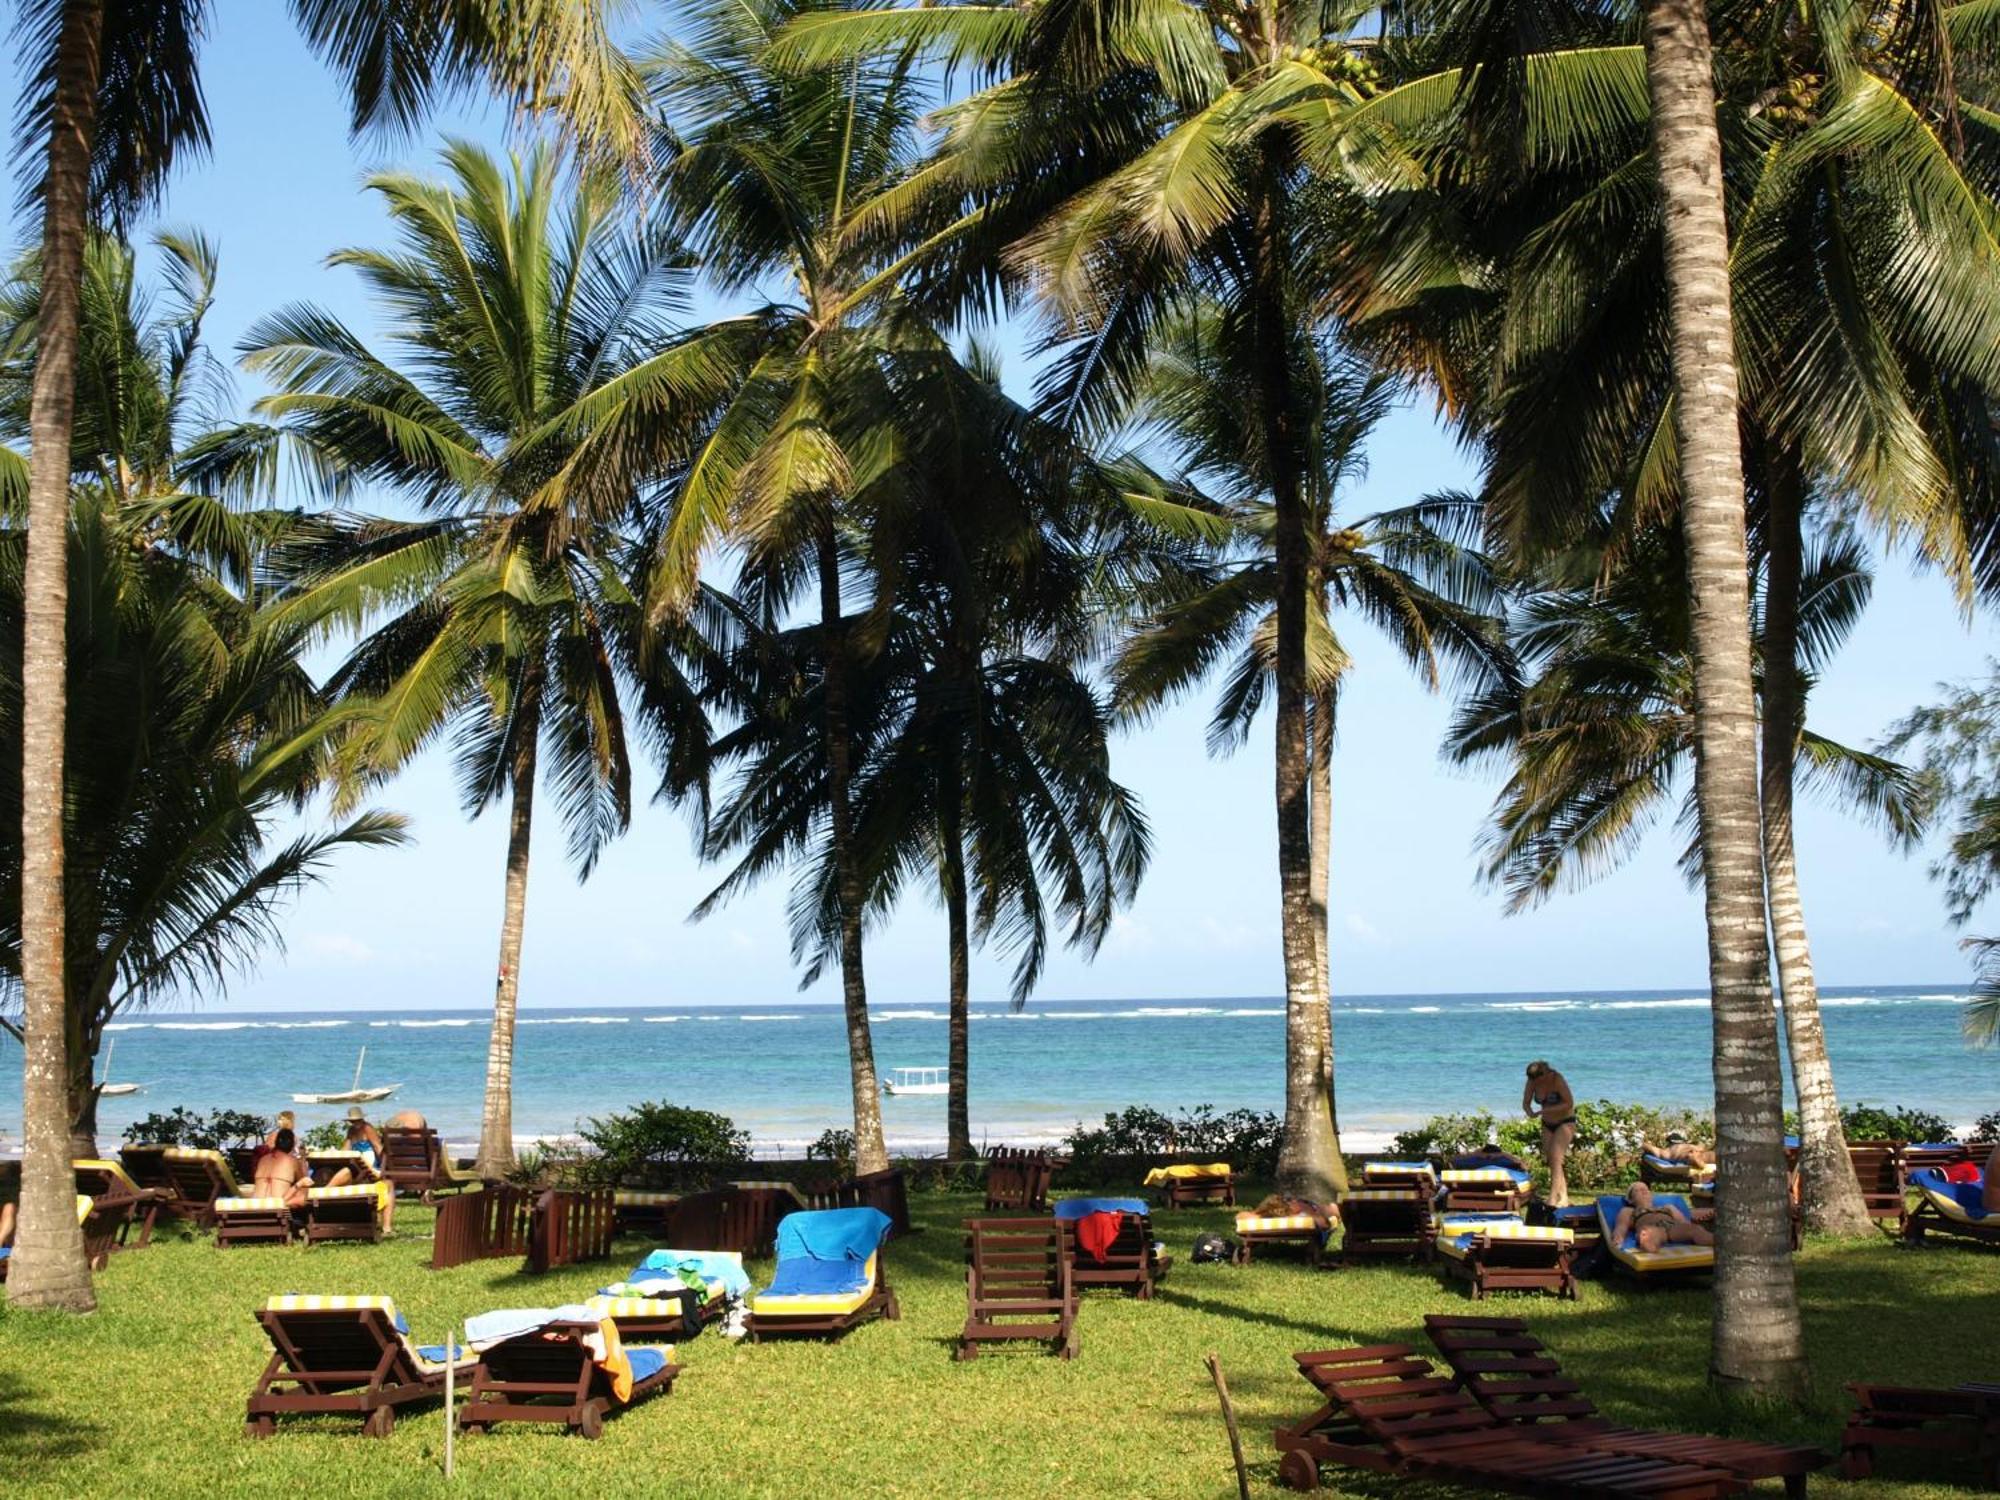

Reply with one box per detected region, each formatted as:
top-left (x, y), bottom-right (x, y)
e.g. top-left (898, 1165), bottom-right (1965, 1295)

top-left (5, 984), bottom-right (1991, 1157)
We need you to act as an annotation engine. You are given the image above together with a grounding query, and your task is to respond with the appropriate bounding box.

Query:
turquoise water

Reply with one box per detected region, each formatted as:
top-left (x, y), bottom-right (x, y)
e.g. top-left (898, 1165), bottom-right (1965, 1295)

top-left (4, 985), bottom-right (1990, 1155)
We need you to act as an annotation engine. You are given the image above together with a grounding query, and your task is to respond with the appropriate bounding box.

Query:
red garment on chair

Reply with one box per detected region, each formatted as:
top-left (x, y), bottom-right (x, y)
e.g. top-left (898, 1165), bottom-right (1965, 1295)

top-left (1946, 1161), bottom-right (1983, 1184)
top-left (1075, 1210), bottom-right (1124, 1263)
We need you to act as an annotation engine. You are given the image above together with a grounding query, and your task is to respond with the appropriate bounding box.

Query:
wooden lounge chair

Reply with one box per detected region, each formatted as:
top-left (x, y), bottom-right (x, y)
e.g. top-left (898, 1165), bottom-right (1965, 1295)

top-left (1440, 1166), bottom-right (1534, 1215)
top-left (215, 1195), bottom-right (297, 1248)
top-left (749, 1207), bottom-right (899, 1341)
top-left (612, 1189), bottom-right (679, 1237)
top-left (431, 1185), bottom-right (530, 1270)
top-left (305, 1149), bottom-right (369, 1187)
top-left (74, 1158), bottom-right (165, 1249)
top-left (1, 1195), bottom-right (111, 1282)
top-left (1594, 1193), bottom-right (1713, 1281)
top-left (1359, 1159), bottom-right (1440, 1192)
top-left (1233, 1203), bottom-right (1334, 1267)
top-left (1899, 1142), bottom-right (1971, 1178)
top-left (159, 1147), bottom-right (243, 1229)
top-left (380, 1127), bottom-right (482, 1203)
top-left (246, 1295), bottom-right (473, 1438)
top-left (1272, 1343), bottom-right (1748, 1496)
top-left (1902, 1168), bottom-right (2000, 1249)
top-left (458, 1319), bottom-right (677, 1439)
top-left (1055, 1198), bottom-right (1172, 1298)
top-left (1143, 1162), bottom-right (1236, 1208)
top-left (1847, 1141), bottom-right (1907, 1229)
top-left (984, 1147), bottom-right (1054, 1211)
top-left (1424, 1314), bottom-right (1830, 1497)
top-left (1338, 1185), bottom-right (1436, 1261)
top-left (587, 1249), bottom-right (748, 1341)
top-left (1842, 1381), bottom-right (2000, 1487)
top-left (1433, 1216), bottom-right (1576, 1300)
top-left (1639, 1153), bottom-right (1716, 1193)
top-left (523, 1188), bottom-right (616, 1272)
top-left (306, 1183), bottom-right (388, 1245)
top-left (959, 1218), bottom-right (1077, 1361)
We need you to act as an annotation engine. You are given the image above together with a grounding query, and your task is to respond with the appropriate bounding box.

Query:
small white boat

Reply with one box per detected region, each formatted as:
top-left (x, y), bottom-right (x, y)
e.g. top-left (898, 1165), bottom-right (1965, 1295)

top-left (292, 1046), bottom-right (401, 1105)
top-left (97, 1038), bottom-right (144, 1097)
top-left (882, 1066), bottom-right (948, 1096)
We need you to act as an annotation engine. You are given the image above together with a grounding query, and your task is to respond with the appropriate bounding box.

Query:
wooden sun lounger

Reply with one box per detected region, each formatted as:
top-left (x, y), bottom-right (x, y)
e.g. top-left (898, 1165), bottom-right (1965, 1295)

top-left (380, 1128), bottom-right (482, 1203)
top-left (1339, 1185), bottom-right (1436, 1261)
top-left (117, 1144), bottom-right (175, 1198)
top-left (1433, 1219), bottom-right (1577, 1300)
top-left (74, 1159), bottom-right (166, 1250)
top-left (246, 1297), bottom-right (471, 1438)
top-left (612, 1189), bottom-right (679, 1237)
top-left (1901, 1169), bottom-right (2000, 1250)
top-left (1147, 1164), bottom-right (1237, 1208)
top-left (1440, 1168), bottom-right (1534, 1215)
top-left (1233, 1207), bottom-right (1333, 1267)
top-left (959, 1218), bottom-right (1077, 1361)
top-left (984, 1147), bottom-right (1055, 1211)
top-left (158, 1147), bottom-right (243, 1229)
top-left (1273, 1343), bottom-right (1748, 1497)
top-left (1060, 1211), bottom-right (1172, 1299)
top-left (458, 1321), bottom-right (677, 1438)
top-left (1842, 1381), bottom-right (2000, 1487)
top-left (749, 1254), bottom-right (899, 1340)
top-left (215, 1196), bottom-right (297, 1248)
top-left (1425, 1315), bottom-right (1831, 1497)
top-left (1846, 1141), bottom-right (1907, 1229)
top-left (306, 1184), bottom-right (386, 1245)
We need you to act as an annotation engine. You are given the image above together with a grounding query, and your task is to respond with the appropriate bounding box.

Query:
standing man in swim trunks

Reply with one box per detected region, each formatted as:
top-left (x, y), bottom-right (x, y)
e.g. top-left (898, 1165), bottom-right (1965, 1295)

top-left (1523, 1060), bottom-right (1576, 1207)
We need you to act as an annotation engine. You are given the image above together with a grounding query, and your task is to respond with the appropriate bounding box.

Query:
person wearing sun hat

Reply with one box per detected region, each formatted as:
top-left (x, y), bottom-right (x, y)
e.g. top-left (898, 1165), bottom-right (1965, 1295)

top-left (324, 1107), bottom-right (394, 1232)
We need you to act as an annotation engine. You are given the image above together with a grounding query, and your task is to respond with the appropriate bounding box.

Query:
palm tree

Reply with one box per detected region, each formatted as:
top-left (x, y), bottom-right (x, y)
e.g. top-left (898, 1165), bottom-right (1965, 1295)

top-left (1113, 317), bottom-right (1515, 1188)
top-left (0, 231), bottom-right (405, 1155)
top-left (4, 0), bottom-right (640, 1310)
top-left (698, 351), bottom-right (1151, 1160)
top-left (641, 0), bottom-right (1019, 1175)
top-left (228, 145), bottom-right (714, 1177)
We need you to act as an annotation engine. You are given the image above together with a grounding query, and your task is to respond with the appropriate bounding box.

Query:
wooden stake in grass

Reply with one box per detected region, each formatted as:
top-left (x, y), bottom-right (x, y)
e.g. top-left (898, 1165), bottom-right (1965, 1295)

top-left (444, 1337), bottom-right (456, 1479)
top-left (1205, 1352), bottom-right (1251, 1500)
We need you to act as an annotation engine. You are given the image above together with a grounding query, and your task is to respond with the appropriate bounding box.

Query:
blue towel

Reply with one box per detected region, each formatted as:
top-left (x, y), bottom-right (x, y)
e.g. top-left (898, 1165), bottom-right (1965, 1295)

top-left (1052, 1197), bottom-right (1148, 1220)
top-left (463, 1304), bottom-right (598, 1351)
top-left (626, 1346), bottom-right (669, 1383)
top-left (1914, 1167), bottom-right (1992, 1219)
top-left (415, 1343), bottom-right (450, 1363)
top-left (774, 1206), bottom-right (892, 1265)
top-left (1784, 1134), bottom-right (1801, 1149)
top-left (635, 1249), bottom-right (751, 1296)
top-left (764, 1254), bottom-right (871, 1299)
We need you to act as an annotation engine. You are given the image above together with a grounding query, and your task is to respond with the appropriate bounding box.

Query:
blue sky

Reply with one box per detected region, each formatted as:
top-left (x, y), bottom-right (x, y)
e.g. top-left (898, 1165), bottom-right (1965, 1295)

top-left (8, 2), bottom-right (1995, 1012)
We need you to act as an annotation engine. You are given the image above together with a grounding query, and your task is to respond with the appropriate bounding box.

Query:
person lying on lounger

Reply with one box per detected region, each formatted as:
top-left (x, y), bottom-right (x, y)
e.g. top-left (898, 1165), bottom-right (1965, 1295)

top-left (1453, 1140), bottom-right (1530, 1172)
top-left (252, 1128), bottom-right (310, 1209)
top-left (1612, 1182), bottom-right (1715, 1252)
top-left (326, 1108), bottom-right (394, 1232)
top-left (1642, 1132), bottom-right (1714, 1170)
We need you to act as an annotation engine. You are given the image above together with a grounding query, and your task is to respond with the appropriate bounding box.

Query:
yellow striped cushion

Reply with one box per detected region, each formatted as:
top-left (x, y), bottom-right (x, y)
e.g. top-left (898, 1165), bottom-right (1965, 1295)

top-left (1235, 1213), bottom-right (1321, 1233)
top-left (752, 1253), bottom-right (876, 1317)
top-left (614, 1191), bottom-right (679, 1207)
top-left (1362, 1162), bottom-right (1436, 1181)
top-left (1615, 1242), bottom-right (1715, 1271)
top-left (308, 1182), bottom-right (389, 1213)
top-left (585, 1294), bottom-right (687, 1320)
top-left (216, 1196), bottom-right (289, 1213)
top-left (1340, 1188), bottom-right (1427, 1203)
top-left (732, 1180), bottom-right (806, 1202)
top-left (76, 1194), bottom-right (93, 1224)
top-left (1144, 1163), bottom-right (1232, 1185)
top-left (265, 1294), bottom-right (396, 1312)
top-left (1481, 1224), bottom-right (1572, 1243)
top-left (74, 1158), bottom-right (142, 1195)
top-left (1441, 1168), bottom-right (1527, 1185)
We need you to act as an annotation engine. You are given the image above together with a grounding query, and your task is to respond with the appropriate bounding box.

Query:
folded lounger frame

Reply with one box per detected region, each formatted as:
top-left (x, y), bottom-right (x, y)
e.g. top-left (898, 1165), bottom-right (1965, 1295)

top-left (74, 1159), bottom-right (166, 1249)
top-left (1272, 1343), bottom-right (1748, 1497)
top-left (984, 1147), bottom-right (1055, 1212)
top-left (458, 1321), bottom-right (677, 1439)
top-left (1424, 1314), bottom-right (1831, 1497)
top-left (1841, 1381), bottom-right (2000, 1487)
top-left (959, 1217), bottom-right (1077, 1360)
top-left (215, 1195), bottom-right (296, 1248)
top-left (1339, 1186), bottom-right (1436, 1261)
top-left (246, 1297), bottom-right (471, 1438)
top-left (1056, 1207), bottom-right (1172, 1298)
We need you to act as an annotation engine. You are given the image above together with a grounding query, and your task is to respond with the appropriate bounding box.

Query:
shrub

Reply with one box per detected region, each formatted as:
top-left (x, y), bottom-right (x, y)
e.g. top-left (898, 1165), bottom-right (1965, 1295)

top-left (807, 1128), bottom-right (855, 1180)
top-left (1062, 1104), bottom-right (1284, 1183)
top-left (576, 1100), bottom-right (751, 1186)
top-left (1969, 1111), bottom-right (2000, 1146)
top-left (121, 1107), bottom-right (270, 1151)
top-left (1390, 1100), bottom-right (1712, 1196)
top-left (1840, 1103), bottom-right (1956, 1143)
top-left (300, 1120), bottom-right (348, 1152)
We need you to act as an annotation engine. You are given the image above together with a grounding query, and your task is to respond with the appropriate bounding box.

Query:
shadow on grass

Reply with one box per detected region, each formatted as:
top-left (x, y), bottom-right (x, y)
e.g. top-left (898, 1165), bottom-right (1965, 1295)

top-left (1149, 1283), bottom-right (1360, 1343)
top-left (0, 1367), bottom-right (106, 1464)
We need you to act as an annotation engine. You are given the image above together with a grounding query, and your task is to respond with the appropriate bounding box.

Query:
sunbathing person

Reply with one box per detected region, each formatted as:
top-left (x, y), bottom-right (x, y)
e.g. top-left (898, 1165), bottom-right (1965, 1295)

top-left (1612, 1182), bottom-right (1715, 1252)
top-left (386, 1108), bottom-right (428, 1131)
top-left (1643, 1132), bottom-right (1714, 1170)
top-left (1453, 1140), bottom-right (1529, 1172)
top-left (251, 1128), bottom-right (310, 1209)
top-left (326, 1108), bottom-right (394, 1231)
top-left (262, 1110), bottom-right (303, 1157)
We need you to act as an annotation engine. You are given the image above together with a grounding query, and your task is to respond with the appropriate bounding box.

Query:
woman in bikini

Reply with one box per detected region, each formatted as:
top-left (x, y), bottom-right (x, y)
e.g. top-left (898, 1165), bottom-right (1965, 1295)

top-left (1612, 1181), bottom-right (1715, 1251)
top-left (1523, 1060), bottom-right (1576, 1207)
top-left (251, 1127), bottom-right (310, 1210)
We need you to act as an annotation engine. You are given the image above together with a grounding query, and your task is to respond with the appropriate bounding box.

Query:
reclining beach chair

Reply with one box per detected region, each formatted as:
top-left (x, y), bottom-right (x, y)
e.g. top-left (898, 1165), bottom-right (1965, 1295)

top-left (1272, 1343), bottom-right (1749, 1496)
top-left (306, 1182), bottom-right (388, 1245)
top-left (1847, 1141), bottom-right (1907, 1229)
top-left (160, 1147), bottom-right (243, 1229)
top-left (1900, 1142), bottom-right (1971, 1177)
top-left (1594, 1193), bottom-right (1713, 1281)
top-left (1439, 1165), bottom-right (1534, 1215)
top-left (1433, 1215), bottom-right (1576, 1300)
top-left (380, 1127), bottom-right (482, 1203)
top-left (1424, 1315), bottom-right (1830, 1497)
top-left (984, 1147), bottom-right (1054, 1211)
top-left (1360, 1159), bottom-right (1440, 1192)
top-left (1143, 1162), bottom-right (1236, 1208)
top-left (74, 1158), bottom-right (165, 1249)
top-left (1842, 1381), bottom-right (2000, 1487)
top-left (458, 1312), bottom-right (676, 1438)
top-left (1054, 1197), bottom-right (1172, 1298)
top-left (215, 1194), bottom-right (297, 1248)
top-left (0, 1195), bottom-right (109, 1282)
top-left (750, 1207), bottom-right (898, 1340)
top-left (1233, 1202), bottom-right (1335, 1267)
top-left (585, 1248), bottom-right (750, 1341)
top-left (1338, 1184), bottom-right (1436, 1261)
top-left (1902, 1167), bottom-right (2000, 1248)
top-left (959, 1218), bottom-right (1078, 1361)
top-left (117, 1144), bottom-right (175, 1199)
top-left (245, 1294), bottom-right (472, 1438)
top-left (1639, 1153), bottom-right (1717, 1194)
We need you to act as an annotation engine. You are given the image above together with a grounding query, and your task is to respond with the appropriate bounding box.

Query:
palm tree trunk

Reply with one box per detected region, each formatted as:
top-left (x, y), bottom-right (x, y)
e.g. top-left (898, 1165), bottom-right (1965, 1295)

top-left (10, 0), bottom-right (104, 1313)
top-left (1760, 452), bottom-right (1871, 1235)
top-left (66, 1001), bottom-right (102, 1160)
top-left (1642, 0), bottom-right (1807, 1398)
top-left (1309, 684), bottom-right (1347, 1192)
top-left (819, 532), bottom-right (889, 1175)
top-left (939, 750), bottom-right (973, 1162)
top-left (476, 674), bottom-right (542, 1180)
top-left (1249, 164), bottom-right (1337, 1202)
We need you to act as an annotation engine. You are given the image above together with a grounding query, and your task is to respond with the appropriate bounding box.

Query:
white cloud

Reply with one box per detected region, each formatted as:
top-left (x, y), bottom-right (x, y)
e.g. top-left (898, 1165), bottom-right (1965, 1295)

top-left (1343, 911), bottom-right (1385, 944)
top-left (300, 931), bottom-right (376, 965)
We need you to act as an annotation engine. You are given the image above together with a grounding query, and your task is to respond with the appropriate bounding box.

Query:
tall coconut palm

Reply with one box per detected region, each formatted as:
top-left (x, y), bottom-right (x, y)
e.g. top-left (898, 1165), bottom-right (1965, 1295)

top-left (4, 0), bottom-right (640, 1310)
top-left (697, 349), bottom-right (1151, 1160)
top-left (641, 0), bottom-right (1015, 1174)
top-left (227, 145), bottom-right (714, 1177)
top-left (1112, 315), bottom-right (1515, 1187)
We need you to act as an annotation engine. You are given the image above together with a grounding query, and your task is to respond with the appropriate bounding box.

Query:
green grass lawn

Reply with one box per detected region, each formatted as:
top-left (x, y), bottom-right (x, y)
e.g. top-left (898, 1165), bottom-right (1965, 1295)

top-left (3, 1193), bottom-right (1996, 1498)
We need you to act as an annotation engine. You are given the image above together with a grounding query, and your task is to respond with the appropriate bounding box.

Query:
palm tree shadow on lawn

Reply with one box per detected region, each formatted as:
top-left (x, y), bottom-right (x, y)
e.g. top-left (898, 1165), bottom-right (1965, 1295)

top-left (0, 1367), bottom-right (105, 1464)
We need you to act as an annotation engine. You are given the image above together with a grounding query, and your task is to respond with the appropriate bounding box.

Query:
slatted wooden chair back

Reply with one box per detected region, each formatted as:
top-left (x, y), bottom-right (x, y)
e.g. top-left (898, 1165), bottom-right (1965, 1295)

top-left (1423, 1314), bottom-right (1600, 1425)
top-left (525, 1189), bottom-right (617, 1273)
top-left (663, 1188), bottom-right (728, 1249)
top-left (80, 1194), bottom-right (134, 1269)
top-left (984, 1148), bottom-right (1051, 1211)
top-left (1059, 1211), bottom-right (1165, 1297)
top-left (1847, 1142), bottom-right (1906, 1220)
top-left (117, 1145), bottom-right (172, 1192)
top-left (960, 1218), bottom-right (1076, 1359)
top-left (1294, 1344), bottom-right (1501, 1459)
top-left (431, 1184), bottom-right (530, 1270)
top-left (256, 1307), bottom-right (418, 1392)
top-left (380, 1129), bottom-right (439, 1194)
